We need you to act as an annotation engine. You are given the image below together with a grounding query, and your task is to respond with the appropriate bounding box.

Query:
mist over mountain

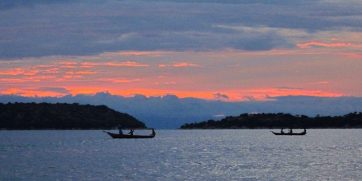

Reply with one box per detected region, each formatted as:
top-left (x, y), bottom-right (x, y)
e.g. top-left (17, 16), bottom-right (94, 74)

top-left (1, 93), bottom-right (362, 128)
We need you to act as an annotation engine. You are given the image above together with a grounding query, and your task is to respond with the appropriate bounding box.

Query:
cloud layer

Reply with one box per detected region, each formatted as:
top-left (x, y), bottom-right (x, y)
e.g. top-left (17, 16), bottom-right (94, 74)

top-left (1, 0), bottom-right (361, 103)
top-left (1, 48), bottom-right (362, 100)
top-left (1, 0), bottom-right (362, 58)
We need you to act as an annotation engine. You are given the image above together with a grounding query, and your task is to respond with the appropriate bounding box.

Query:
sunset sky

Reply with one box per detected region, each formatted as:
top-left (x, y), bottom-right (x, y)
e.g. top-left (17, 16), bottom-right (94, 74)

top-left (1, 0), bottom-right (361, 101)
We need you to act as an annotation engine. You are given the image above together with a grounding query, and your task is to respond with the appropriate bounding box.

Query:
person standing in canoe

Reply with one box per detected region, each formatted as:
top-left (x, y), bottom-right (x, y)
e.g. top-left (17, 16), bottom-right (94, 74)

top-left (128, 129), bottom-right (134, 135)
top-left (118, 125), bottom-right (123, 135)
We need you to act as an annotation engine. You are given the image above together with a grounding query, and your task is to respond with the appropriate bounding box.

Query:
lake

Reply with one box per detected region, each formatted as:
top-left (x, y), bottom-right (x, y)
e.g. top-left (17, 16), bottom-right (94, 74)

top-left (0, 130), bottom-right (361, 180)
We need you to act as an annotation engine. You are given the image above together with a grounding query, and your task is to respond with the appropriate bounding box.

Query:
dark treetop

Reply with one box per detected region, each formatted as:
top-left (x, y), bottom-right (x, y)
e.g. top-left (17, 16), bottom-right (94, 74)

top-left (180, 113), bottom-right (362, 129)
top-left (0, 103), bottom-right (145, 129)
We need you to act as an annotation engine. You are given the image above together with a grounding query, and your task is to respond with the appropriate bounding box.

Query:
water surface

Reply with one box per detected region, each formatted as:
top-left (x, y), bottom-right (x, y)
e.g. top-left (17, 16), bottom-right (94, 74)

top-left (0, 130), bottom-right (361, 180)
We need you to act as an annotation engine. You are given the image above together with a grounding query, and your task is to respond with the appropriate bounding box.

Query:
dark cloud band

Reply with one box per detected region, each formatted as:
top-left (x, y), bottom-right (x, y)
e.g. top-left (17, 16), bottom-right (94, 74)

top-left (0, 0), bottom-right (361, 58)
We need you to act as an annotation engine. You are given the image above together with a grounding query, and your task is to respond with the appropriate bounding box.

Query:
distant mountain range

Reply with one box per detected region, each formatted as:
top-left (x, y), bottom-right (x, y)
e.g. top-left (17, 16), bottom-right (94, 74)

top-left (1, 92), bottom-right (362, 128)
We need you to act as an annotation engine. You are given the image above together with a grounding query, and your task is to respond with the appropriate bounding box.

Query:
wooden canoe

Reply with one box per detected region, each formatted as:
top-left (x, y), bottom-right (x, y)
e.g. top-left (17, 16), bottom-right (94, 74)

top-left (271, 130), bottom-right (306, 136)
top-left (104, 128), bottom-right (156, 139)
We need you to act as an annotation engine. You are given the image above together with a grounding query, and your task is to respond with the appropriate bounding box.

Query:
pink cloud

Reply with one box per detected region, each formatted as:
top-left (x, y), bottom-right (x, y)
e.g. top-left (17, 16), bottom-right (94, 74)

top-left (97, 78), bottom-right (141, 83)
top-left (58, 61), bottom-right (79, 69)
top-left (226, 87), bottom-right (344, 101)
top-left (154, 81), bottom-right (177, 85)
top-left (65, 71), bottom-right (96, 76)
top-left (0, 78), bottom-right (27, 83)
top-left (0, 68), bottom-right (38, 76)
top-left (105, 61), bottom-right (149, 67)
top-left (297, 41), bottom-right (352, 49)
top-left (110, 51), bottom-right (166, 57)
top-left (173, 62), bottom-right (200, 67)
top-left (79, 61), bottom-right (149, 68)
top-left (342, 53), bottom-right (362, 59)
top-left (158, 62), bottom-right (200, 68)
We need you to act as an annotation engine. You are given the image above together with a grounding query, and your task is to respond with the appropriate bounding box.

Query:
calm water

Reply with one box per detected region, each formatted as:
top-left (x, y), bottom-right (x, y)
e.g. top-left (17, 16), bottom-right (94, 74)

top-left (0, 130), bottom-right (361, 180)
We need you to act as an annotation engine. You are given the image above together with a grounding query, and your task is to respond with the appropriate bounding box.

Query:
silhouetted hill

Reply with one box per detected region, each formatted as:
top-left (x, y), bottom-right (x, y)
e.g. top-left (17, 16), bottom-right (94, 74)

top-left (0, 103), bottom-right (146, 129)
top-left (180, 113), bottom-right (362, 129)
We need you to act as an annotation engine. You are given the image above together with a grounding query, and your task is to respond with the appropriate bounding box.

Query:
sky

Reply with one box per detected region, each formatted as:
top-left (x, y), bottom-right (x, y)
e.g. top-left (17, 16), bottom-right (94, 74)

top-left (0, 0), bottom-right (362, 101)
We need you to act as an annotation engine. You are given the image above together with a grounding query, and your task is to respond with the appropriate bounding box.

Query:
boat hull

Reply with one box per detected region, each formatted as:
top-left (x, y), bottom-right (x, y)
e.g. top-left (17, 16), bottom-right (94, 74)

top-left (104, 129), bottom-right (155, 139)
top-left (271, 131), bottom-right (306, 136)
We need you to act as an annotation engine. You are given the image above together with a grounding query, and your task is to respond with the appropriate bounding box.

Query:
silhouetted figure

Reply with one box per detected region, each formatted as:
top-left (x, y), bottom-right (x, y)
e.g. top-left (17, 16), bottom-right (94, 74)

top-left (118, 125), bottom-right (123, 135)
top-left (289, 129), bottom-right (293, 134)
top-left (129, 129), bottom-right (134, 136)
top-left (281, 128), bottom-right (284, 134)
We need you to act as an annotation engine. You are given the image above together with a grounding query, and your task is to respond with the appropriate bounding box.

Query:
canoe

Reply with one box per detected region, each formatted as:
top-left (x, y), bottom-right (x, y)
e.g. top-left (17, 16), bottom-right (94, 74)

top-left (271, 130), bottom-right (306, 136)
top-left (104, 128), bottom-right (156, 139)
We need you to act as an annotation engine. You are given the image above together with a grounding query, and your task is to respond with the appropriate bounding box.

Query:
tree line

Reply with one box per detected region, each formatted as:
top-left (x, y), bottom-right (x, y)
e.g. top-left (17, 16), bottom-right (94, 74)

top-left (0, 103), bottom-right (145, 129)
top-left (180, 112), bottom-right (362, 129)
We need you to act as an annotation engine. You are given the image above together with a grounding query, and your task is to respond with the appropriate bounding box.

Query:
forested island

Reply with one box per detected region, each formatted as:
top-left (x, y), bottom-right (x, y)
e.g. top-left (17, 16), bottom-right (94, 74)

top-left (180, 113), bottom-right (362, 129)
top-left (0, 103), bottom-right (145, 129)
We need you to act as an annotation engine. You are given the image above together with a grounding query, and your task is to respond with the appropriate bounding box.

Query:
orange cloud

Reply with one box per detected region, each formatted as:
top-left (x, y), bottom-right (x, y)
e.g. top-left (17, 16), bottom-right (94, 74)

top-left (61, 71), bottom-right (96, 79)
top-left (67, 87), bottom-right (109, 95)
top-left (0, 86), bottom-right (344, 102)
top-left (78, 62), bottom-right (97, 68)
top-left (79, 61), bottom-right (149, 68)
top-left (0, 78), bottom-right (27, 83)
top-left (173, 62), bottom-right (200, 67)
top-left (260, 87), bottom-right (341, 97)
top-left (0, 75), bottom-right (56, 83)
top-left (0, 68), bottom-right (24, 76)
top-left (72, 71), bottom-right (96, 75)
top-left (224, 88), bottom-right (343, 101)
top-left (154, 81), bottom-right (177, 85)
top-left (58, 61), bottom-right (79, 69)
top-left (97, 78), bottom-right (141, 83)
top-left (297, 41), bottom-right (352, 49)
top-left (158, 62), bottom-right (200, 68)
top-left (0, 68), bottom-right (38, 76)
top-left (105, 61), bottom-right (149, 67)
